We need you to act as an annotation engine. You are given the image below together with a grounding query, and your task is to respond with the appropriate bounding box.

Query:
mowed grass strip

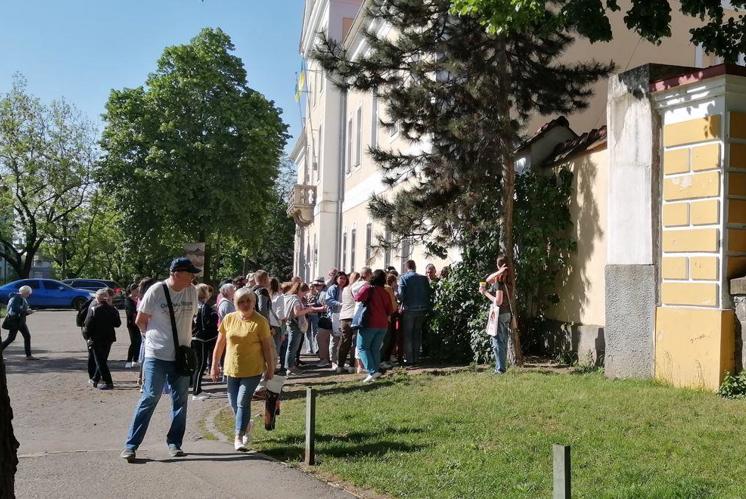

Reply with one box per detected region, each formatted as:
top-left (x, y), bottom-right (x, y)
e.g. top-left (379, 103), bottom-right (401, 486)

top-left (215, 370), bottom-right (746, 498)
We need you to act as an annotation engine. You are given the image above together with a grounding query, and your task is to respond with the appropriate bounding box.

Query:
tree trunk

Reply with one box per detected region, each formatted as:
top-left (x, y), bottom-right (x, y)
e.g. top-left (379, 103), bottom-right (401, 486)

top-left (0, 355), bottom-right (19, 498)
top-left (496, 38), bottom-right (524, 367)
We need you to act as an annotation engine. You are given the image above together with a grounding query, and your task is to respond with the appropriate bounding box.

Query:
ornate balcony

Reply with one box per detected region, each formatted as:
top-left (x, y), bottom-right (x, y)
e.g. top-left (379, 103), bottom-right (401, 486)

top-left (287, 184), bottom-right (317, 226)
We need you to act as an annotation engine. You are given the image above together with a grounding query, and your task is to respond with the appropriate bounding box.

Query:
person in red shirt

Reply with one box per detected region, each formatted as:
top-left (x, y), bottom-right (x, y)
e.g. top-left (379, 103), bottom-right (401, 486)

top-left (353, 269), bottom-right (395, 383)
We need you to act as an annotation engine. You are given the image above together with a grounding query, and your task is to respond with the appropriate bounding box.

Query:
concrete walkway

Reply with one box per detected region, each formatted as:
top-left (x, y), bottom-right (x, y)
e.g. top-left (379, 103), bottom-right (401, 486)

top-left (5, 310), bottom-right (353, 499)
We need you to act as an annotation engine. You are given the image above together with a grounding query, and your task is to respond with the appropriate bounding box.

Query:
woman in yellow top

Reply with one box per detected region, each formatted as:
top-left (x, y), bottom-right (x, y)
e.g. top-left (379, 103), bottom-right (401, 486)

top-left (211, 287), bottom-right (275, 451)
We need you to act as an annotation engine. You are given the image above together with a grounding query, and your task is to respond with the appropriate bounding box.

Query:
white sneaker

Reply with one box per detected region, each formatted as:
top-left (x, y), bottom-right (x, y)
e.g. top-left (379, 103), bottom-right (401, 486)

top-left (124, 362), bottom-right (132, 369)
top-left (234, 436), bottom-right (248, 452)
top-left (331, 363), bottom-right (338, 370)
top-left (192, 395), bottom-right (207, 401)
top-left (132, 361), bottom-right (139, 368)
top-left (362, 375), bottom-right (375, 383)
top-left (242, 420), bottom-right (254, 446)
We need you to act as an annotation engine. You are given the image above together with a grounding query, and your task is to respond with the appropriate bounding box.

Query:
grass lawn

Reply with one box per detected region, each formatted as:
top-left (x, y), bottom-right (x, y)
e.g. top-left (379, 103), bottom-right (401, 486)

top-left (214, 368), bottom-right (746, 498)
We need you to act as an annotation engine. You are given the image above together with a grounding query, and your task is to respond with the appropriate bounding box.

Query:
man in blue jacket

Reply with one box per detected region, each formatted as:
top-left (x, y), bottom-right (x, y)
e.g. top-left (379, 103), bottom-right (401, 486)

top-left (398, 260), bottom-right (431, 365)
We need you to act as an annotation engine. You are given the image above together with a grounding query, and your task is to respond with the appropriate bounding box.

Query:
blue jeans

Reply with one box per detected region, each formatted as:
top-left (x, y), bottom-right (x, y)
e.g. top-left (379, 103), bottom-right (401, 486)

top-left (124, 357), bottom-right (190, 451)
top-left (401, 310), bottom-right (426, 364)
top-left (305, 315), bottom-right (319, 354)
top-left (491, 313), bottom-right (511, 373)
top-left (357, 327), bottom-right (386, 375)
top-left (285, 324), bottom-right (304, 370)
top-left (227, 375), bottom-right (262, 436)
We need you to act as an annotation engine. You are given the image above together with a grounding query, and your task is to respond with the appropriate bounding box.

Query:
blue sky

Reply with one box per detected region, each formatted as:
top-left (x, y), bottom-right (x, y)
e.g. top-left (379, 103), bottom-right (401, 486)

top-left (0, 0), bottom-right (304, 151)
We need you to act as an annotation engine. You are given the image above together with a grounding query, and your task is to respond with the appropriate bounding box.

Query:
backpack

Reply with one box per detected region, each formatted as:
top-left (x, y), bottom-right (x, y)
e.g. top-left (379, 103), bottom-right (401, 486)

top-left (254, 286), bottom-right (272, 321)
top-left (76, 297), bottom-right (95, 327)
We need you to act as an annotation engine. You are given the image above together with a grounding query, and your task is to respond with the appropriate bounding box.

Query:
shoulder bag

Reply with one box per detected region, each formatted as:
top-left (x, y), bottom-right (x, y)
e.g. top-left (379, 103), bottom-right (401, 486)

top-left (162, 282), bottom-right (197, 377)
top-left (1, 314), bottom-right (21, 331)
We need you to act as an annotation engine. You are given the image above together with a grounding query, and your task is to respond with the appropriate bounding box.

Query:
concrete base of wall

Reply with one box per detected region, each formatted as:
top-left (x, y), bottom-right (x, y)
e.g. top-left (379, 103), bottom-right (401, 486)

top-left (734, 295), bottom-right (746, 372)
top-left (533, 319), bottom-right (605, 365)
top-left (605, 264), bottom-right (656, 379)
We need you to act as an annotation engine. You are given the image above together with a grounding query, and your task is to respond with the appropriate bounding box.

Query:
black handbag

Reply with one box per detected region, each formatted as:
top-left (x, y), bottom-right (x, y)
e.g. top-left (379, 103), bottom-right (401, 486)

top-left (1, 314), bottom-right (21, 331)
top-left (162, 282), bottom-right (197, 377)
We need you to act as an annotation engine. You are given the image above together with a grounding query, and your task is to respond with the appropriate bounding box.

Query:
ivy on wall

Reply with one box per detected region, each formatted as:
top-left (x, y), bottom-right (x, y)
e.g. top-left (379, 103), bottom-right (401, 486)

top-left (427, 167), bottom-right (576, 363)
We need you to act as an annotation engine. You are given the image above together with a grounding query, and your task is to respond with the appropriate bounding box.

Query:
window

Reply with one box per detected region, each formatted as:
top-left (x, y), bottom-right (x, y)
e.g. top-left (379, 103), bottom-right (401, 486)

top-left (18, 279), bottom-right (39, 289)
top-left (346, 119), bottom-right (353, 173)
top-left (316, 124), bottom-right (322, 176)
top-left (389, 120), bottom-right (399, 138)
top-left (342, 232), bottom-right (348, 271)
top-left (350, 228), bottom-right (357, 272)
top-left (313, 234), bottom-right (318, 279)
top-left (371, 94), bottom-right (378, 148)
top-left (365, 223), bottom-right (372, 263)
top-left (355, 107), bottom-right (362, 167)
top-left (400, 237), bottom-right (411, 272)
top-left (384, 229), bottom-right (391, 267)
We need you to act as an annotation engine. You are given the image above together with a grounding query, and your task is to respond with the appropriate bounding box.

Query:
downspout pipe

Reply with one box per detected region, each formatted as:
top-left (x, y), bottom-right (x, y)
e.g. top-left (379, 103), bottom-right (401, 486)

top-left (335, 86), bottom-right (347, 269)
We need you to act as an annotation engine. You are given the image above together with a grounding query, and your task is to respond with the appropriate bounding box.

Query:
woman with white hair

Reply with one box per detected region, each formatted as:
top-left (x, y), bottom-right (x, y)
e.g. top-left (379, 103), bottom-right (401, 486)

top-left (84, 288), bottom-right (122, 389)
top-left (1, 284), bottom-right (36, 359)
top-left (211, 287), bottom-right (274, 451)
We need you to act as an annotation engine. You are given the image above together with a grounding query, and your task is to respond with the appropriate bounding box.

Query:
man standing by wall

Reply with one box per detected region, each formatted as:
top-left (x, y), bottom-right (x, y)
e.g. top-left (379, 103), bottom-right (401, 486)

top-left (399, 260), bottom-right (430, 365)
top-left (121, 257), bottom-right (200, 462)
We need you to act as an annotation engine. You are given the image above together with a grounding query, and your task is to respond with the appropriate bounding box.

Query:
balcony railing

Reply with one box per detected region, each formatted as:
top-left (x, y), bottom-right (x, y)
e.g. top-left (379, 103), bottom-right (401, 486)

top-left (287, 184), bottom-right (317, 226)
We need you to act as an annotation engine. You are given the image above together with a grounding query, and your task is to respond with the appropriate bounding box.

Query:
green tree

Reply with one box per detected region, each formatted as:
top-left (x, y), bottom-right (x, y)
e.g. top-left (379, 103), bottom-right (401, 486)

top-left (314, 0), bottom-right (611, 363)
top-left (0, 75), bottom-right (97, 278)
top-left (99, 28), bottom-right (288, 282)
top-left (450, 0), bottom-right (746, 61)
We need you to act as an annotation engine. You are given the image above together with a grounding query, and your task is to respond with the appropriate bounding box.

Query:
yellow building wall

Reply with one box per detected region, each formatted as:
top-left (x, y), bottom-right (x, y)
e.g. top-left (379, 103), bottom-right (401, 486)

top-left (654, 105), bottom-right (746, 390)
top-left (655, 308), bottom-right (735, 390)
top-left (545, 147), bottom-right (608, 327)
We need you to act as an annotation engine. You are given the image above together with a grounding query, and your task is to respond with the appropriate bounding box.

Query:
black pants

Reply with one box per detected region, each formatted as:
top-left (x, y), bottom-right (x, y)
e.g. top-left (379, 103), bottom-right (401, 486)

top-left (1, 324), bottom-right (31, 357)
top-left (126, 326), bottom-right (141, 363)
top-left (337, 319), bottom-right (356, 368)
top-left (191, 338), bottom-right (215, 395)
top-left (87, 340), bottom-right (113, 386)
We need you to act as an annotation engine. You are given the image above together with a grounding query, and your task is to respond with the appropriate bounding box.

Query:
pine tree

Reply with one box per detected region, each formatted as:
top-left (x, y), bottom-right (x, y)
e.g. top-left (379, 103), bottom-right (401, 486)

top-left (314, 0), bottom-right (611, 363)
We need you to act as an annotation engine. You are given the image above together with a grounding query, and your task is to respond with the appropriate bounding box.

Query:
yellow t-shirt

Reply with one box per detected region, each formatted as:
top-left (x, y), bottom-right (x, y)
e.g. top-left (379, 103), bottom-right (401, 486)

top-left (218, 311), bottom-right (271, 378)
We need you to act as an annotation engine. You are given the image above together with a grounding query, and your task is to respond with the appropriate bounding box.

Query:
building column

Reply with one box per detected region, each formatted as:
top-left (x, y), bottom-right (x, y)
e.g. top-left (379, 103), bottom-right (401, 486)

top-left (604, 65), bottom-right (665, 379)
top-left (651, 65), bottom-right (746, 389)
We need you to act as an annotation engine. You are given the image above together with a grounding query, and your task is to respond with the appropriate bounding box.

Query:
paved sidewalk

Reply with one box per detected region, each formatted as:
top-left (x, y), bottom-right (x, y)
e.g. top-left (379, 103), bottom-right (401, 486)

top-left (5, 310), bottom-right (353, 499)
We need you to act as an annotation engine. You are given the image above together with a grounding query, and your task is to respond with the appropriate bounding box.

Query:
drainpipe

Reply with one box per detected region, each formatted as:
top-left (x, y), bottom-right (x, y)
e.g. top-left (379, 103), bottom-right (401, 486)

top-left (335, 86), bottom-right (347, 268)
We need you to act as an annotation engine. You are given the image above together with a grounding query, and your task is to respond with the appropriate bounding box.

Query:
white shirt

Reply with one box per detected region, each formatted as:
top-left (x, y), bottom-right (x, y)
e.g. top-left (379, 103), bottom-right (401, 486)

top-left (270, 292), bottom-right (285, 327)
top-left (340, 285), bottom-right (356, 320)
top-left (139, 281), bottom-right (198, 361)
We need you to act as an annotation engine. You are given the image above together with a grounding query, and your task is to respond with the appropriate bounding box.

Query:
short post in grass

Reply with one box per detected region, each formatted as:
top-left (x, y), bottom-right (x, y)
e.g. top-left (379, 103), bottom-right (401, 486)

top-left (305, 386), bottom-right (316, 465)
top-left (553, 444), bottom-right (571, 498)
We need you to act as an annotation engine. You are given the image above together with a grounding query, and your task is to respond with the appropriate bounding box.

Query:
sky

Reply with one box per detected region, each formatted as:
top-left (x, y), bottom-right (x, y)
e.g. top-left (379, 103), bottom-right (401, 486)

top-left (0, 0), bottom-right (305, 151)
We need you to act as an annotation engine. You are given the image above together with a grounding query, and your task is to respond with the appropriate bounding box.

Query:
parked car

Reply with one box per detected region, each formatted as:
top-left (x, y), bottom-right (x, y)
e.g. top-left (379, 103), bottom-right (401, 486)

top-left (0, 279), bottom-right (94, 310)
top-left (62, 279), bottom-right (125, 308)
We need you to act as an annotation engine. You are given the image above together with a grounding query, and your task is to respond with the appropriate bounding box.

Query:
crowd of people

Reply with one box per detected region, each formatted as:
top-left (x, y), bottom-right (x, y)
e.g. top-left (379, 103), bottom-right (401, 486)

top-left (1, 253), bottom-right (513, 460)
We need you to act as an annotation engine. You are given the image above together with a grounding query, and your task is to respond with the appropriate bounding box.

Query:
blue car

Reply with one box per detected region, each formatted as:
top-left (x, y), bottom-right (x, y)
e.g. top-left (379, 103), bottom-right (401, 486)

top-left (0, 279), bottom-right (94, 310)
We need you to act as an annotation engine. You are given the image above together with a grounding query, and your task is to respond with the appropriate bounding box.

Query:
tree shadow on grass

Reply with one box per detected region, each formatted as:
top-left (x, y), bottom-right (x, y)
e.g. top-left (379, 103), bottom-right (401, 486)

top-left (263, 439), bottom-right (428, 462)
top-left (260, 426), bottom-right (429, 461)
top-left (280, 379), bottom-right (398, 401)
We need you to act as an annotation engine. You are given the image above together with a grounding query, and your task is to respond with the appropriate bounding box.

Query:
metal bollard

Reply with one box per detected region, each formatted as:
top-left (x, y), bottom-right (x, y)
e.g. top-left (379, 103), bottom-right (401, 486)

top-left (553, 444), bottom-right (571, 498)
top-left (305, 387), bottom-right (316, 465)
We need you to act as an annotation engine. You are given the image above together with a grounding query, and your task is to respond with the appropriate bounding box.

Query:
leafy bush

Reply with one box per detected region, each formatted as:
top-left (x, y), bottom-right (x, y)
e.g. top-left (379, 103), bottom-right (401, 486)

top-left (718, 372), bottom-right (746, 399)
top-left (426, 168), bottom-right (575, 364)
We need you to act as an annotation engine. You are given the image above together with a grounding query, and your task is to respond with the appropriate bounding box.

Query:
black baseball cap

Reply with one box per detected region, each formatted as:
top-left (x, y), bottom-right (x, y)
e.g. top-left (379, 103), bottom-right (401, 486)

top-left (170, 257), bottom-right (201, 274)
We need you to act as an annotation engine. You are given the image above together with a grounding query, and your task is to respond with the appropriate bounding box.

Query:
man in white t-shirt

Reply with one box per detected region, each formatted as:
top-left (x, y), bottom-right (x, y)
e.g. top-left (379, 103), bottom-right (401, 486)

top-left (121, 257), bottom-right (200, 462)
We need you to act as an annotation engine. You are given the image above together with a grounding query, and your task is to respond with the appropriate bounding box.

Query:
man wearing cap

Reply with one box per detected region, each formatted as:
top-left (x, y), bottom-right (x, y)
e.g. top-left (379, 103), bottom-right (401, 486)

top-left (121, 257), bottom-right (200, 462)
